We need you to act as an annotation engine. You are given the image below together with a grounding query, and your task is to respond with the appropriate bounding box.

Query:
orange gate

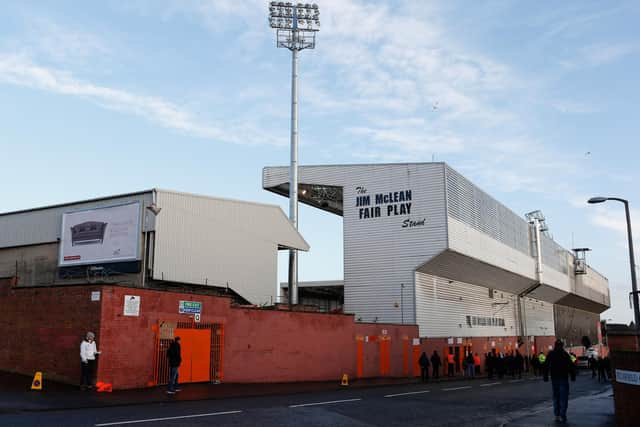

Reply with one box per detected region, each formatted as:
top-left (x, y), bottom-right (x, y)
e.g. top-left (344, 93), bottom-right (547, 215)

top-left (153, 320), bottom-right (224, 385)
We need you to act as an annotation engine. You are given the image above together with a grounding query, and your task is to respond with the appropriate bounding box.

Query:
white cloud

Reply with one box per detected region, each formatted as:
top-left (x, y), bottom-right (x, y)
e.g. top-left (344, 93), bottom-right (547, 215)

top-left (552, 100), bottom-right (599, 114)
top-left (0, 54), bottom-right (285, 147)
top-left (581, 43), bottom-right (637, 66)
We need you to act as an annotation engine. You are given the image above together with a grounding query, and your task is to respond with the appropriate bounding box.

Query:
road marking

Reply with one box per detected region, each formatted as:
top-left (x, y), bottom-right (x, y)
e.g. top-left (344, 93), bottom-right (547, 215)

top-left (384, 390), bottom-right (431, 398)
top-left (509, 379), bottom-right (524, 383)
top-left (442, 386), bottom-right (472, 391)
top-left (289, 398), bottom-right (362, 408)
top-left (480, 382), bottom-right (501, 387)
top-left (95, 411), bottom-right (242, 426)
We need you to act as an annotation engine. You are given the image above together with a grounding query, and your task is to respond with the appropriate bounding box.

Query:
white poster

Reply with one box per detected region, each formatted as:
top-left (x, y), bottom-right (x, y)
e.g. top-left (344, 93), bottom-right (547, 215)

top-left (59, 202), bottom-right (141, 266)
top-left (124, 295), bottom-right (141, 316)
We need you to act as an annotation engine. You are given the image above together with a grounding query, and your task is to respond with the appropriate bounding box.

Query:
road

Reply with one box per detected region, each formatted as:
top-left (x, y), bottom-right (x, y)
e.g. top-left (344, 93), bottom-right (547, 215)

top-left (0, 374), bottom-right (611, 427)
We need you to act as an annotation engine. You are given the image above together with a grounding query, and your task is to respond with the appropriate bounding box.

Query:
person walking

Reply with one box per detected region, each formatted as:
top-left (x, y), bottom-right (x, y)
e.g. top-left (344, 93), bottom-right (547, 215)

top-left (431, 350), bottom-right (441, 379)
top-left (419, 351), bottom-right (430, 382)
top-left (514, 350), bottom-right (524, 379)
top-left (167, 336), bottom-right (182, 394)
top-left (474, 353), bottom-right (481, 376)
top-left (447, 351), bottom-right (455, 377)
top-left (543, 340), bottom-right (576, 424)
top-left (465, 352), bottom-right (475, 378)
top-left (80, 331), bottom-right (100, 390)
top-left (597, 357), bottom-right (607, 383)
top-left (589, 355), bottom-right (597, 379)
top-left (486, 352), bottom-right (494, 379)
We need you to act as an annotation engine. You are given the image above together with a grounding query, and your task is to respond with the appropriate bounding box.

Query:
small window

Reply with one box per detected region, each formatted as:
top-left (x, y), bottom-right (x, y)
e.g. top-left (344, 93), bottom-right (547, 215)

top-left (489, 288), bottom-right (494, 299)
top-left (466, 316), bottom-right (471, 327)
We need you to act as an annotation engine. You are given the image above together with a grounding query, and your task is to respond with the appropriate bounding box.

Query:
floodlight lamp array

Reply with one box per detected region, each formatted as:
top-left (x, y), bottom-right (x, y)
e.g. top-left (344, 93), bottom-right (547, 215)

top-left (268, 2), bottom-right (320, 31)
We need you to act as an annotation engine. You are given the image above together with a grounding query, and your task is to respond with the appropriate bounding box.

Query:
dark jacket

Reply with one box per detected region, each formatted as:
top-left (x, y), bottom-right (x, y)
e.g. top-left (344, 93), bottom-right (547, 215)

top-left (543, 349), bottom-right (576, 382)
top-left (430, 353), bottom-right (441, 367)
top-left (419, 353), bottom-right (430, 368)
top-left (167, 341), bottom-right (182, 367)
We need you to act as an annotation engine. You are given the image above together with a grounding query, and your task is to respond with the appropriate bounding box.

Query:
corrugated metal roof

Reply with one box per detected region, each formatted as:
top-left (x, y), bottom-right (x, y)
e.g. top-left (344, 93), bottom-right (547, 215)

top-left (0, 189), bottom-right (154, 217)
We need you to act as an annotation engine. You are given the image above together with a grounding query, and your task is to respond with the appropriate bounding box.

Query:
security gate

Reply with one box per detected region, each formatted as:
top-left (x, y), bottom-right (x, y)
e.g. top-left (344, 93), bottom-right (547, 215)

top-left (153, 321), bottom-right (224, 385)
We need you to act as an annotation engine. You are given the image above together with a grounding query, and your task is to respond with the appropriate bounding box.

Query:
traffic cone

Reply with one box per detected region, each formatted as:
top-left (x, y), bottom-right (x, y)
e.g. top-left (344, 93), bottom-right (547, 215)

top-left (340, 373), bottom-right (349, 387)
top-left (31, 371), bottom-right (43, 391)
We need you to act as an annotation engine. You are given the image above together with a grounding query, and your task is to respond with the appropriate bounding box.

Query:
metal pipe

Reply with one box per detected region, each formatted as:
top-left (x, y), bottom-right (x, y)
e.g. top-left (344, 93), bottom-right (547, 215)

top-left (287, 33), bottom-right (300, 307)
top-left (620, 199), bottom-right (640, 332)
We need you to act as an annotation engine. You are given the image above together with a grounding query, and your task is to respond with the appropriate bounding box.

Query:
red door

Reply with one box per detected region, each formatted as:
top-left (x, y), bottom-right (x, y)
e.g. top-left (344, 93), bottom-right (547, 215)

top-left (175, 328), bottom-right (211, 383)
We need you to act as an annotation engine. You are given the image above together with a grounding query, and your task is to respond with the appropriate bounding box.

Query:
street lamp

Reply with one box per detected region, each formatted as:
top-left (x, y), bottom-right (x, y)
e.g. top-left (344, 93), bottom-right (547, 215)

top-left (588, 196), bottom-right (640, 333)
top-left (268, 2), bottom-right (320, 306)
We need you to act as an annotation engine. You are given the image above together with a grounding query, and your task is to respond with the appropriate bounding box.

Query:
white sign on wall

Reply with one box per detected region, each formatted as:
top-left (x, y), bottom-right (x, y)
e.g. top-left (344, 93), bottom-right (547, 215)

top-left (124, 295), bottom-right (141, 316)
top-left (615, 369), bottom-right (640, 386)
top-left (91, 291), bottom-right (101, 301)
top-left (59, 202), bottom-right (141, 267)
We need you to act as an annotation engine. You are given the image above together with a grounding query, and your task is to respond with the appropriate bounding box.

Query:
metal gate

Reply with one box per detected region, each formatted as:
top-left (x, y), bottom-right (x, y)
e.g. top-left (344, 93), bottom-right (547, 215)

top-left (153, 320), bottom-right (224, 385)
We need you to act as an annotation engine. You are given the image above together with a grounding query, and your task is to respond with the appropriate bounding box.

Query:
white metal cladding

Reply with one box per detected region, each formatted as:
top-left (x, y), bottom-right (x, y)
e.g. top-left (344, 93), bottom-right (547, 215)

top-left (445, 166), bottom-right (530, 255)
top-left (0, 192), bottom-right (152, 249)
top-left (415, 272), bottom-right (518, 338)
top-left (415, 272), bottom-right (555, 338)
top-left (522, 298), bottom-right (555, 337)
top-left (264, 162), bottom-right (610, 320)
top-left (264, 163), bottom-right (449, 324)
top-left (152, 190), bottom-right (308, 305)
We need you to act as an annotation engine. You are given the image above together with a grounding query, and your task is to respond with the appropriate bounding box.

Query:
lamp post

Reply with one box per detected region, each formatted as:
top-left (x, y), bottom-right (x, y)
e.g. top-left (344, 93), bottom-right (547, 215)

top-left (588, 196), bottom-right (640, 333)
top-left (268, 2), bottom-right (320, 306)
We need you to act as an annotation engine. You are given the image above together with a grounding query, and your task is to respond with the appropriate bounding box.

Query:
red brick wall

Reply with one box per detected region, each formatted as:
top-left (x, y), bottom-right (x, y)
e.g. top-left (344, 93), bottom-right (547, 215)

top-left (0, 279), bottom-right (102, 383)
top-left (97, 286), bottom-right (419, 388)
top-left (96, 286), bottom-right (233, 389)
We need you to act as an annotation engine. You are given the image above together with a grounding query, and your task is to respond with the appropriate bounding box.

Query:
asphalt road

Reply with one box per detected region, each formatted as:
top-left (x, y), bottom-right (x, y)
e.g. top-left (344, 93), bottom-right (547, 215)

top-left (0, 374), bottom-right (610, 427)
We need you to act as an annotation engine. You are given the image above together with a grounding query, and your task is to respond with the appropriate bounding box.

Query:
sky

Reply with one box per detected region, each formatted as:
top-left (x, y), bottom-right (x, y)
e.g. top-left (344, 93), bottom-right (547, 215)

top-left (1, 1), bottom-right (639, 324)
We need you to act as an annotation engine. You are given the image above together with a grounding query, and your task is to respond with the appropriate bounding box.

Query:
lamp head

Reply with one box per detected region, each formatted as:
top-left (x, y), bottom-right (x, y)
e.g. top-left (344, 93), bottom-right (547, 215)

top-left (588, 197), bottom-right (608, 204)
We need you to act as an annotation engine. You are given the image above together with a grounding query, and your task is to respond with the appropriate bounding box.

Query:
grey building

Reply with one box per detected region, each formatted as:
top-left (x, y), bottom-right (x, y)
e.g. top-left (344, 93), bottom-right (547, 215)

top-left (0, 189), bottom-right (308, 305)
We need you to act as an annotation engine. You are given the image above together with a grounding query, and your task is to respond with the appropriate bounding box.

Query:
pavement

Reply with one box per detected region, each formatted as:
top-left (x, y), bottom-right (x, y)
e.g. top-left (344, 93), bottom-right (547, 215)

top-left (501, 390), bottom-right (615, 426)
top-left (0, 371), bottom-right (615, 426)
top-left (0, 371), bottom-right (471, 412)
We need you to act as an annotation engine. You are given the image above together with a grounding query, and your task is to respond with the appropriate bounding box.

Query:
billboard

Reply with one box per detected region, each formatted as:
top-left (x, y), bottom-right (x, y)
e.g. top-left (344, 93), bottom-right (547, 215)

top-left (59, 202), bottom-right (141, 267)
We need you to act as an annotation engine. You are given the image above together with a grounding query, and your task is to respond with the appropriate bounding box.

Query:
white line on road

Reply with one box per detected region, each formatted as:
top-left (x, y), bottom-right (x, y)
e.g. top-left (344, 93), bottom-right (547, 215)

top-left (95, 411), bottom-right (242, 426)
top-left (289, 398), bottom-right (362, 408)
top-left (384, 390), bottom-right (431, 398)
top-left (509, 379), bottom-right (524, 383)
top-left (480, 382), bottom-right (501, 387)
top-left (442, 386), bottom-right (472, 391)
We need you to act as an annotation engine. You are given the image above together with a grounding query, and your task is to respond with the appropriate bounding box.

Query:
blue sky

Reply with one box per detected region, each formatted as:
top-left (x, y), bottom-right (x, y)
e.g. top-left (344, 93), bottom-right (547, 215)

top-left (1, 1), bottom-right (639, 323)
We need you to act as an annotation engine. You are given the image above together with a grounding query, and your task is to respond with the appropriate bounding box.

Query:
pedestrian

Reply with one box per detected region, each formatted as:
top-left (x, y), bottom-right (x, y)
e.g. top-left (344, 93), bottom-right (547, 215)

top-left (431, 350), bottom-right (441, 379)
top-left (473, 352), bottom-right (481, 376)
top-left (167, 336), bottom-right (182, 394)
top-left (597, 357), bottom-right (607, 383)
top-left (514, 350), bottom-right (524, 379)
top-left (543, 339), bottom-right (576, 424)
top-left (506, 351), bottom-right (514, 378)
top-left (419, 351), bottom-right (430, 382)
top-left (447, 351), bottom-right (455, 377)
top-left (531, 354), bottom-right (538, 376)
top-left (588, 355), bottom-right (597, 379)
top-left (486, 352), bottom-right (494, 379)
top-left (465, 352), bottom-right (475, 378)
top-left (497, 353), bottom-right (505, 379)
top-left (80, 331), bottom-right (100, 390)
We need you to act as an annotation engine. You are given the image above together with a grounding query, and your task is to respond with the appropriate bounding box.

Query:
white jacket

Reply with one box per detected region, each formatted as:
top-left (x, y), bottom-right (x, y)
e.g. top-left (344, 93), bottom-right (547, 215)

top-left (80, 340), bottom-right (98, 363)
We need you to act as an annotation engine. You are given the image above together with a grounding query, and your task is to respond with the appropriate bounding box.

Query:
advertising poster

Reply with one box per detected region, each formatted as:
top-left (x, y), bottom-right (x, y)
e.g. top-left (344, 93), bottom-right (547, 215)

top-left (59, 202), bottom-right (141, 267)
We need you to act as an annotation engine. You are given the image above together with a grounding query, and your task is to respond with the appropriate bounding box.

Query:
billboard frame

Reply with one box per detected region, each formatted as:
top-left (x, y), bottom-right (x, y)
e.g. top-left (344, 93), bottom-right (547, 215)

top-left (58, 201), bottom-right (142, 267)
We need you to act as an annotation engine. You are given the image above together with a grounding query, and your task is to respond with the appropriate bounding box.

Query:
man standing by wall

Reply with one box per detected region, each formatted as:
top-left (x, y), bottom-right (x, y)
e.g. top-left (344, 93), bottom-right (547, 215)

top-left (80, 331), bottom-right (100, 390)
top-left (543, 340), bottom-right (576, 423)
top-left (167, 336), bottom-right (182, 394)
